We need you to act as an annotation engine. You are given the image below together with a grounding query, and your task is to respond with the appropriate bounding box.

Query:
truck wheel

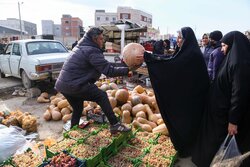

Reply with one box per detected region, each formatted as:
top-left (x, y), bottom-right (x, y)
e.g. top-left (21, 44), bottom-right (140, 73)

top-left (0, 69), bottom-right (6, 78)
top-left (21, 71), bottom-right (34, 88)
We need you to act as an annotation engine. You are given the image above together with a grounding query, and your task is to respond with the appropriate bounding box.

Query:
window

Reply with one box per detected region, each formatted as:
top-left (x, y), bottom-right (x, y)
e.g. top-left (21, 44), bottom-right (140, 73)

top-left (141, 16), bottom-right (147, 22)
top-left (112, 17), bottom-right (116, 21)
top-left (97, 17), bottom-right (100, 21)
top-left (27, 41), bottom-right (67, 55)
top-left (12, 43), bottom-right (21, 56)
top-left (65, 20), bottom-right (69, 24)
top-left (148, 18), bottom-right (152, 24)
top-left (120, 13), bottom-right (130, 19)
top-left (5, 44), bottom-right (12, 54)
top-left (105, 17), bottom-right (109, 21)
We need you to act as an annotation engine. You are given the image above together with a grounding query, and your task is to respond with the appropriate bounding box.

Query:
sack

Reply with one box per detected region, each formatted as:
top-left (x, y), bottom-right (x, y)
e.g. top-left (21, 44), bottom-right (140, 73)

top-left (210, 134), bottom-right (250, 167)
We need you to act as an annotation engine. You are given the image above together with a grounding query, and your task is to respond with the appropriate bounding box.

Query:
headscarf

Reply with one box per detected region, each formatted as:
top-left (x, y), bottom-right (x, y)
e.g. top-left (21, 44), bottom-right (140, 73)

top-left (221, 31), bottom-right (250, 58)
top-left (144, 27), bottom-right (209, 157)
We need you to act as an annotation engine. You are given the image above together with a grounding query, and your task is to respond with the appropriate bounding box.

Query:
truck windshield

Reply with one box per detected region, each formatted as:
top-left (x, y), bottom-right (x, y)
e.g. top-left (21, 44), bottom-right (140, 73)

top-left (26, 41), bottom-right (68, 55)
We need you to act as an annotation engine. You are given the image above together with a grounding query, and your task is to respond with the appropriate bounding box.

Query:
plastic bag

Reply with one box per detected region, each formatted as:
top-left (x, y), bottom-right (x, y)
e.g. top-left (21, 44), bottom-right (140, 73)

top-left (0, 125), bottom-right (26, 162)
top-left (210, 134), bottom-right (250, 167)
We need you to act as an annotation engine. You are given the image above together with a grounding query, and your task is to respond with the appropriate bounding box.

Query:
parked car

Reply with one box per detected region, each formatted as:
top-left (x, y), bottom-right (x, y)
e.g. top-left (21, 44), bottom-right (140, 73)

top-left (0, 39), bottom-right (70, 88)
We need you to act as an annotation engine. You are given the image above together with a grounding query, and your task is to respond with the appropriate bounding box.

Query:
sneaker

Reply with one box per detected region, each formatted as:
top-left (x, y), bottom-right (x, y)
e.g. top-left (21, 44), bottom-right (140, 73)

top-left (110, 122), bottom-right (131, 134)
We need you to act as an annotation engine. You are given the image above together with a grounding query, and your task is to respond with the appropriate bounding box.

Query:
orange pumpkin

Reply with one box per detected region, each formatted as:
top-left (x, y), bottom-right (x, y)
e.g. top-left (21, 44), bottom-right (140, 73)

top-left (115, 89), bottom-right (129, 105)
top-left (122, 43), bottom-right (145, 67)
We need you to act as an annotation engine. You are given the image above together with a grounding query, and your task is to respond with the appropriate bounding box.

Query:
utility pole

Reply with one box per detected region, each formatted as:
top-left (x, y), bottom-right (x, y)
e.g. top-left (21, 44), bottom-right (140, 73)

top-left (18, 2), bottom-right (23, 39)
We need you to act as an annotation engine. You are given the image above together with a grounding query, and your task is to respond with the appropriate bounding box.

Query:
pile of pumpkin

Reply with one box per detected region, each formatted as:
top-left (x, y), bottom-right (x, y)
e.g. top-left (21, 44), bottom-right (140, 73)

top-left (37, 92), bottom-right (72, 123)
top-left (38, 81), bottom-right (168, 135)
top-left (106, 84), bottom-right (167, 135)
top-left (0, 109), bottom-right (37, 132)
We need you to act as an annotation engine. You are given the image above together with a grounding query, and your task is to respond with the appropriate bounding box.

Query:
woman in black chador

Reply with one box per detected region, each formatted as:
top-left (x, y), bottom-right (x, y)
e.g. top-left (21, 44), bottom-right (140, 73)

top-left (192, 31), bottom-right (250, 167)
top-left (144, 27), bottom-right (210, 159)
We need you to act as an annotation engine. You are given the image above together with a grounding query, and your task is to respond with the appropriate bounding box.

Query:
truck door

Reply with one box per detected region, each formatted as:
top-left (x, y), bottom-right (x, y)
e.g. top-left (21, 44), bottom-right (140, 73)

top-left (9, 43), bottom-right (22, 76)
top-left (0, 43), bottom-right (12, 75)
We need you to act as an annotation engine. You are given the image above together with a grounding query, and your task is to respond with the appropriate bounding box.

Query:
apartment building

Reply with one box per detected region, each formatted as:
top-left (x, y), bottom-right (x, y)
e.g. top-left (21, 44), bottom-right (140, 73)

top-left (95, 10), bottom-right (117, 26)
top-left (61, 14), bottom-right (83, 40)
top-left (0, 18), bottom-right (37, 35)
top-left (117, 6), bottom-right (152, 28)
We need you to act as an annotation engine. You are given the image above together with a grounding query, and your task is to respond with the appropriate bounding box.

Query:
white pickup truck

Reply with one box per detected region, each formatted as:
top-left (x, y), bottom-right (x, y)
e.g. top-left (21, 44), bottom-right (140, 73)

top-left (0, 39), bottom-right (70, 88)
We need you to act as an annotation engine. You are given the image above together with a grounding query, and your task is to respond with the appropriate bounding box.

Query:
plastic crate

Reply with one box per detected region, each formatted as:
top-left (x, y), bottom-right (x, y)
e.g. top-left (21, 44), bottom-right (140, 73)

top-left (46, 138), bottom-right (77, 158)
top-left (42, 151), bottom-right (85, 167)
top-left (69, 143), bottom-right (103, 167)
top-left (63, 128), bottom-right (90, 141)
top-left (10, 148), bottom-right (44, 167)
top-left (100, 140), bottom-right (117, 161)
top-left (0, 158), bottom-right (14, 167)
top-left (114, 131), bottom-right (133, 150)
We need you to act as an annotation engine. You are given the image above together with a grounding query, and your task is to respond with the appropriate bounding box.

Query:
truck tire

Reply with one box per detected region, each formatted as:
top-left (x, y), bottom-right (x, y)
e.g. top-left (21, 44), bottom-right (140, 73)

top-left (0, 69), bottom-right (6, 78)
top-left (21, 70), bottom-right (34, 88)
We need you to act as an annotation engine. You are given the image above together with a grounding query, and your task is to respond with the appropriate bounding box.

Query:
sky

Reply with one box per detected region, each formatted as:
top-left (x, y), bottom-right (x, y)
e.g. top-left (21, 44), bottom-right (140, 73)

top-left (0, 0), bottom-right (250, 38)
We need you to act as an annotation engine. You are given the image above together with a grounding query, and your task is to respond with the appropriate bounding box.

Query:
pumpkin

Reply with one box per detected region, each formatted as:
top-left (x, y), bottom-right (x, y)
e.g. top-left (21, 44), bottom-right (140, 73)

top-left (132, 120), bottom-right (152, 132)
top-left (51, 97), bottom-right (63, 105)
top-left (137, 117), bottom-right (157, 129)
top-left (43, 110), bottom-right (52, 121)
top-left (37, 96), bottom-right (50, 103)
top-left (51, 110), bottom-right (62, 121)
top-left (131, 95), bottom-right (142, 106)
top-left (135, 111), bottom-right (147, 119)
top-left (50, 95), bottom-right (56, 101)
top-left (156, 118), bottom-right (164, 125)
top-left (152, 124), bottom-right (169, 135)
top-left (57, 99), bottom-right (69, 109)
top-left (133, 85), bottom-right (145, 94)
top-left (108, 97), bottom-right (117, 109)
top-left (115, 89), bottom-right (129, 105)
top-left (109, 82), bottom-right (118, 90)
top-left (122, 43), bottom-right (145, 67)
top-left (61, 107), bottom-right (71, 116)
top-left (122, 110), bottom-right (131, 124)
top-left (113, 107), bottom-right (122, 116)
top-left (121, 103), bottom-right (132, 112)
top-left (110, 90), bottom-right (117, 97)
top-left (62, 114), bottom-right (72, 123)
top-left (132, 104), bottom-right (146, 116)
top-left (144, 104), bottom-right (159, 123)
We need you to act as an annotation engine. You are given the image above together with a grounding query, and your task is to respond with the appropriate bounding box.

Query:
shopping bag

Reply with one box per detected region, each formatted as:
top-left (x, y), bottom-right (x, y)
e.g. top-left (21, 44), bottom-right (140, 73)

top-left (210, 134), bottom-right (250, 167)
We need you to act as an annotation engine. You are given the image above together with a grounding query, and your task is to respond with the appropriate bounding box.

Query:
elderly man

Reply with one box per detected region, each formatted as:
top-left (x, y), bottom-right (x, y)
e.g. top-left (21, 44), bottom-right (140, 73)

top-left (55, 27), bottom-right (141, 133)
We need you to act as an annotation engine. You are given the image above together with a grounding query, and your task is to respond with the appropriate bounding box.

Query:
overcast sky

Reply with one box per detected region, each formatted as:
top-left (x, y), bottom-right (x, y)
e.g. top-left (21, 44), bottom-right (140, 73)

top-left (0, 0), bottom-right (250, 38)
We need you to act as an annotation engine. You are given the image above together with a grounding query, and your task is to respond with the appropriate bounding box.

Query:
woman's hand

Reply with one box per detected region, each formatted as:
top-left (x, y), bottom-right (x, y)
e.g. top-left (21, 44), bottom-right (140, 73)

top-left (228, 123), bottom-right (238, 135)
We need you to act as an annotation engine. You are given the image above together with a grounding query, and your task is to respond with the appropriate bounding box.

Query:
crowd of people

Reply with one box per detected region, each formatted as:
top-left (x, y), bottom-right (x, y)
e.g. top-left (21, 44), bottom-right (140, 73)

top-left (144, 27), bottom-right (250, 167)
top-left (55, 26), bottom-right (250, 167)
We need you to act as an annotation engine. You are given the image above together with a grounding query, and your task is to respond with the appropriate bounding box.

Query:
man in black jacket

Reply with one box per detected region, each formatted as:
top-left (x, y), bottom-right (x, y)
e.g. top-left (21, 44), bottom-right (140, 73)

top-left (55, 27), bottom-right (137, 133)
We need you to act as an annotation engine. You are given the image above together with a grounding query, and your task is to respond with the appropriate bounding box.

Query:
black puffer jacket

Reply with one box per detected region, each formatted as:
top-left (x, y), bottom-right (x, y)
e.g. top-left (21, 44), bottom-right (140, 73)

top-left (55, 36), bottom-right (128, 94)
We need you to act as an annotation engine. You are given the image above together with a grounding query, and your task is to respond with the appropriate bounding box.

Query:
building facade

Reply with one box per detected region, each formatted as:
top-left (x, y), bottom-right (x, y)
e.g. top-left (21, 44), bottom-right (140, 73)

top-left (95, 10), bottom-right (117, 26)
top-left (117, 7), bottom-right (152, 28)
top-left (53, 24), bottom-right (61, 37)
top-left (61, 14), bottom-right (83, 40)
top-left (41, 20), bottom-right (54, 35)
top-left (0, 18), bottom-right (37, 35)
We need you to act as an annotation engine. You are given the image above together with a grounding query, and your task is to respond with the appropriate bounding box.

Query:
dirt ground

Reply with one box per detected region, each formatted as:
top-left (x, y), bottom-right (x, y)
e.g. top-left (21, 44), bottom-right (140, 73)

top-left (0, 86), bottom-right (64, 141)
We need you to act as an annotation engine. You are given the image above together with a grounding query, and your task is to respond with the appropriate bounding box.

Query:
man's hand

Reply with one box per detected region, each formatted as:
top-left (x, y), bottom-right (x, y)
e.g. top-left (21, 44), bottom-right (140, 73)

top-left (128, 62), bottom-right (143, 71)
top-left (228, 123), bottom-right (238, 135)
top-left (135, 54), bottom-right (144, 64)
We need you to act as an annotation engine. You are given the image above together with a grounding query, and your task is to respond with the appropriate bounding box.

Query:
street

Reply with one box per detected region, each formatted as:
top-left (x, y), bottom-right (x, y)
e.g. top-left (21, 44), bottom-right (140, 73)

top-left (0, 76), bottom-right (64, 140)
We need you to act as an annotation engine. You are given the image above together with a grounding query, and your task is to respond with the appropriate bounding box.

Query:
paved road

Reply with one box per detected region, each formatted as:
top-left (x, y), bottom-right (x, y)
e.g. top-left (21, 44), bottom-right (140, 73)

top-left (0, 76), bottom-right (22, 93)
